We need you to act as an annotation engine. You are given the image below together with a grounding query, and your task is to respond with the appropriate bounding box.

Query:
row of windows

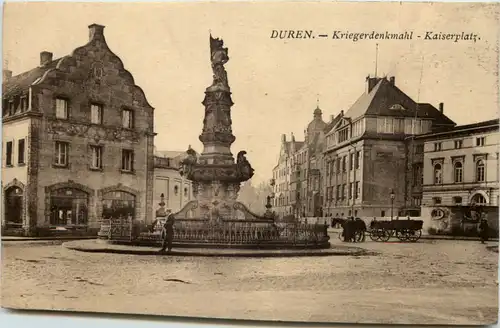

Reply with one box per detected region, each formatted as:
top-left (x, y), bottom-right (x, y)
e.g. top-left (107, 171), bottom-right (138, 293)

top-left (326, 151), bottom-right (361, 176)
top-left (53, 141), bottom-right (135, 172)
top-left (4, 139), bottom-right (26, 166)
top-left (433, 159), bottom-right (485, 184)
top-left (433, 136), bottom-right (486, 152)
top-left (54, 98), bottom-right (134, 129)
top-left (325, 181), bottom-right (360, 201)
top-left (432, 194), bottom-right (486, 205)
top-left (377, 118), bottom-right (431, 135)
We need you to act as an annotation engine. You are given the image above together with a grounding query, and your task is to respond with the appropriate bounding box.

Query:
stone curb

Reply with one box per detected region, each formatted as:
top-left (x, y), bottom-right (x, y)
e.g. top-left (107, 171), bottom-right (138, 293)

top-left (63, 240), bottom-right (369, 258)
top-left (1, 236), bottom-right (96, 242)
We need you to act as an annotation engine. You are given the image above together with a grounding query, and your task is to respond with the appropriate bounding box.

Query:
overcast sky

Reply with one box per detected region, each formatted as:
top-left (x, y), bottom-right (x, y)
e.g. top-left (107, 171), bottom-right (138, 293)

top-left (3, 2), bottom-right (498, 184)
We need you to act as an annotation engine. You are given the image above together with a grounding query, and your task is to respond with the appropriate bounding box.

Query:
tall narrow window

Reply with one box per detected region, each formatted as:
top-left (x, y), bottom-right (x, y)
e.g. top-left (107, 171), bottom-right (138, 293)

top-left (90, 104), bottom-right (103, 124)
top-left (476, 160), bottom-right (485, 182)
top-left (90, 145), bottom-right (102, 169)
top-left (5, 141), bottom-right (13, 166)
top-left (349, 153), bottom-right (354, 170)
top-left (55, 98), bottom-right (69, 119)
top-left (342, 156), bottom-right (346, 172)
top-left (17, 139), bottom-right (25, 164)
top-left (122, 109), bottom-right (133, 128)
top-left (355, 151), bottom-right (361, 169)
top-left (355, 181), bottom-right (360, 199)
top-left (348, 182), bottom-right (352, 199)
top-left (453, 162), bottom-right (463, 183)
top-left (122, 149), bottom-right (134, 172)
top-left (54, 141), bottom-right (69, 166)
top-left (434, 163), bottom-right (442, 184)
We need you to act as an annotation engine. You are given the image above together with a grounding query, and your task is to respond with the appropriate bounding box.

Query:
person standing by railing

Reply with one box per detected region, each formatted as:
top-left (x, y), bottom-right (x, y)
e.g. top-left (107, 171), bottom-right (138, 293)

top-left (159, 212), bottom-right (176, 253)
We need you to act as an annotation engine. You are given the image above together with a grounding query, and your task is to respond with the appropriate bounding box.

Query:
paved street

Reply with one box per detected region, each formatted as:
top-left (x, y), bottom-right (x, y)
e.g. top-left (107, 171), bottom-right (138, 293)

top-left (1, 238), bottom-right (498, 325)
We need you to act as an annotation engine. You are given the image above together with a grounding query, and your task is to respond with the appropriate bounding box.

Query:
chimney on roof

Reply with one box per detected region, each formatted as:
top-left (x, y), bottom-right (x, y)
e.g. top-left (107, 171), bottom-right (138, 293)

top-left (291, 132), bottom-right (295, 142)
top-left (89, 24), bottom-right (105, 42)
top-left (40, 51), bottom-right (53, 66)
top-left (389, 76), bottom-right (395, 85)
top-left (3, 69), bottom-right (12, 81)
top-left (365, 76), bottom-right (379, 93)
top-left (340, 110), bottom-right (344, 116)
top-left (330, 114), bottom-right (334, 122)
top-left (439, 102), bottom-right (444, 113)
top-left (281, 134), bottom-right (286, 143)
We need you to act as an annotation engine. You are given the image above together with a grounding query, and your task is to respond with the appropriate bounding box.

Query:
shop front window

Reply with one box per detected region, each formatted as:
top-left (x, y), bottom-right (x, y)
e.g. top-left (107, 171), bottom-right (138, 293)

top-left (102, 191), bottom-right (135, 220)
top-left (50, 188), bottom-right (89, 226)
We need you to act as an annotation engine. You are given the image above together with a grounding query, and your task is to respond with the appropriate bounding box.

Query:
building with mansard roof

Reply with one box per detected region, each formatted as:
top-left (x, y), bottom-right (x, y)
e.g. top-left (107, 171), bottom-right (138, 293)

top-left (322, 75), bottom-right (455, 219)
top-left (2, 24), bottom-right (155, 236)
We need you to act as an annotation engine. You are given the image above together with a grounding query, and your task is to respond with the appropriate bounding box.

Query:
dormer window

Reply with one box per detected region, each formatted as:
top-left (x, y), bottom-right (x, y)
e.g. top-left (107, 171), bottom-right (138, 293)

top-left (8, 101), bottom-right (15, 116)
top-left (390, 104), bottom-right (405, 110)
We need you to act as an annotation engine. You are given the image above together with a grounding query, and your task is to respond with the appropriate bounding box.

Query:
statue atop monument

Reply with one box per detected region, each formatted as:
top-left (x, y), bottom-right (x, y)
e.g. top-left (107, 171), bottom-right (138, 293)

top-left (209, 35), bottom-right (230, 90)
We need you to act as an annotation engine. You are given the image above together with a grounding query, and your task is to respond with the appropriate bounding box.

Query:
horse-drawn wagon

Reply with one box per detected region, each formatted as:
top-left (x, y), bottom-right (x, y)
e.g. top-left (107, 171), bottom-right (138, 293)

top-left (369, 219), bottom-right (423, 242)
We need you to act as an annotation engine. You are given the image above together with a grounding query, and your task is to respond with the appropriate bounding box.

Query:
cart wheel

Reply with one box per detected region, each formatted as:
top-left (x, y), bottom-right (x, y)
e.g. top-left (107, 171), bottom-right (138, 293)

top-left (369, 229), bottom-right (381, 241)
top-left (398, 229), bottom-right (411, 242)
top-left (380, 229), bottom-right (391, 242)
top-left (408, 229), bottom-right (422, 242)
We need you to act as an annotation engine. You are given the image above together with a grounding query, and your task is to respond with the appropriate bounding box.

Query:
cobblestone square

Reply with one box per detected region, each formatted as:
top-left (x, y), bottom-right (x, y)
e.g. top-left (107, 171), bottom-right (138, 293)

top-left (1, 238), bottom-right (498, 325)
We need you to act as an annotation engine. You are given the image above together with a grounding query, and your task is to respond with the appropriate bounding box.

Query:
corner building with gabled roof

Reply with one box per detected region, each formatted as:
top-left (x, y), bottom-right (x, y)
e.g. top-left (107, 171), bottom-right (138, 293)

top-left (2, 24), bottom-right (156, 236)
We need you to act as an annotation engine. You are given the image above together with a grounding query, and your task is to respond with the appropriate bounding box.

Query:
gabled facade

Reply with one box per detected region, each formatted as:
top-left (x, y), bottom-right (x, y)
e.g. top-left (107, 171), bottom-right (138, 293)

top-left (271, 133), bottom-right (303, 217)
top-left (2, 24), bottom-right (155, 236)
top-left (322, 75), bottom-right (455, 218)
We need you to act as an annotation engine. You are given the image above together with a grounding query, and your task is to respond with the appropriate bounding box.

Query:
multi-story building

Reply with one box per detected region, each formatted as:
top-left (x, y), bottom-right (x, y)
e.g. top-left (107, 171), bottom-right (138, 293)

top-left (153, 150), bottom-right (195, 218)
top-left (323, 76), bottom-right (455, 219)
top-left (417, 119), bottom-right (499, 207)
top-left (412, 119), bottom-right (499, 234)
top-left (2, 24), bottom-right (155, 236)
top-left (272, 133), bottom-right (303, 217)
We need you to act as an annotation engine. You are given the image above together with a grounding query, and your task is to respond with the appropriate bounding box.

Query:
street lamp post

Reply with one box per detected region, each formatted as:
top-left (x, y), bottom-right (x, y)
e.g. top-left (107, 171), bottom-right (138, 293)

top-left (390, 189), bottom-right (395, 221)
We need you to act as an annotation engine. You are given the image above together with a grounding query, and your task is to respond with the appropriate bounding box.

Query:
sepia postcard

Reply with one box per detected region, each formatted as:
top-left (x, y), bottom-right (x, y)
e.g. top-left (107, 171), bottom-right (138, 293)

top-left (1, 1), bottom-right (499, 326)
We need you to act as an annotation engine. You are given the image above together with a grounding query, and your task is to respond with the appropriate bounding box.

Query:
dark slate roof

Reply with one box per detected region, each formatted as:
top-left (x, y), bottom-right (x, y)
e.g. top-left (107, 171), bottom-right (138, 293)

top-left (324, 112), bottom-right (344, 134)
top-left (343, 77), bottom-right (456, 126)
top-left (2, 58), bottom-right (64, 98)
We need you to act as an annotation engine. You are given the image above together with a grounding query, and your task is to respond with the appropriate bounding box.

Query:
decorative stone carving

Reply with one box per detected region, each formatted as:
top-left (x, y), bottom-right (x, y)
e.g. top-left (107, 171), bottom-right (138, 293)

top-left (47, 120), bottom-right (140, 143)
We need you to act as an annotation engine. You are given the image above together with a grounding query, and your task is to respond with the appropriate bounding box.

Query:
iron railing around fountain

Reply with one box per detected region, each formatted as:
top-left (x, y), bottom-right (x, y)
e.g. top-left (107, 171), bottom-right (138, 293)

top-left (99, 217), bottom-right (329, 246)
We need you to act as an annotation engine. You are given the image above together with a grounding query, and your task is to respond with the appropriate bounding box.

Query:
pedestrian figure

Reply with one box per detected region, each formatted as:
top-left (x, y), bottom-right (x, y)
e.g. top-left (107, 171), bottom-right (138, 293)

top-left (159, 212), bottom-right (175, 253)
top-left (479, 218), bottom-right (489, 244)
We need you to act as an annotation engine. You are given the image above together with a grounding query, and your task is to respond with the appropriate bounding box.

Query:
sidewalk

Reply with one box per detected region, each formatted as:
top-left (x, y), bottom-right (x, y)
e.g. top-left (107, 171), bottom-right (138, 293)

top-left (1, 236), bottom-right (96, 242)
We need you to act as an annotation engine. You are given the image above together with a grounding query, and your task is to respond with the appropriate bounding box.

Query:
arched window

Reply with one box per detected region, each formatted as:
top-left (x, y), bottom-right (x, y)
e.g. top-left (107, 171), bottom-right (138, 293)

top-left (50, 188), bottom-right (89, 226)
top-left (183, 187), bottom-right (188, 197)
top-left (454, 162), bottom-right (463, 183)
top-left (102, 191), bottom-right (135, 219)
top-left (476, 160), bottom-right (485, 182)
top-left (471, 193), bottom-right (487, 205)
top-left (434, 164), bottom-right (442, 184)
